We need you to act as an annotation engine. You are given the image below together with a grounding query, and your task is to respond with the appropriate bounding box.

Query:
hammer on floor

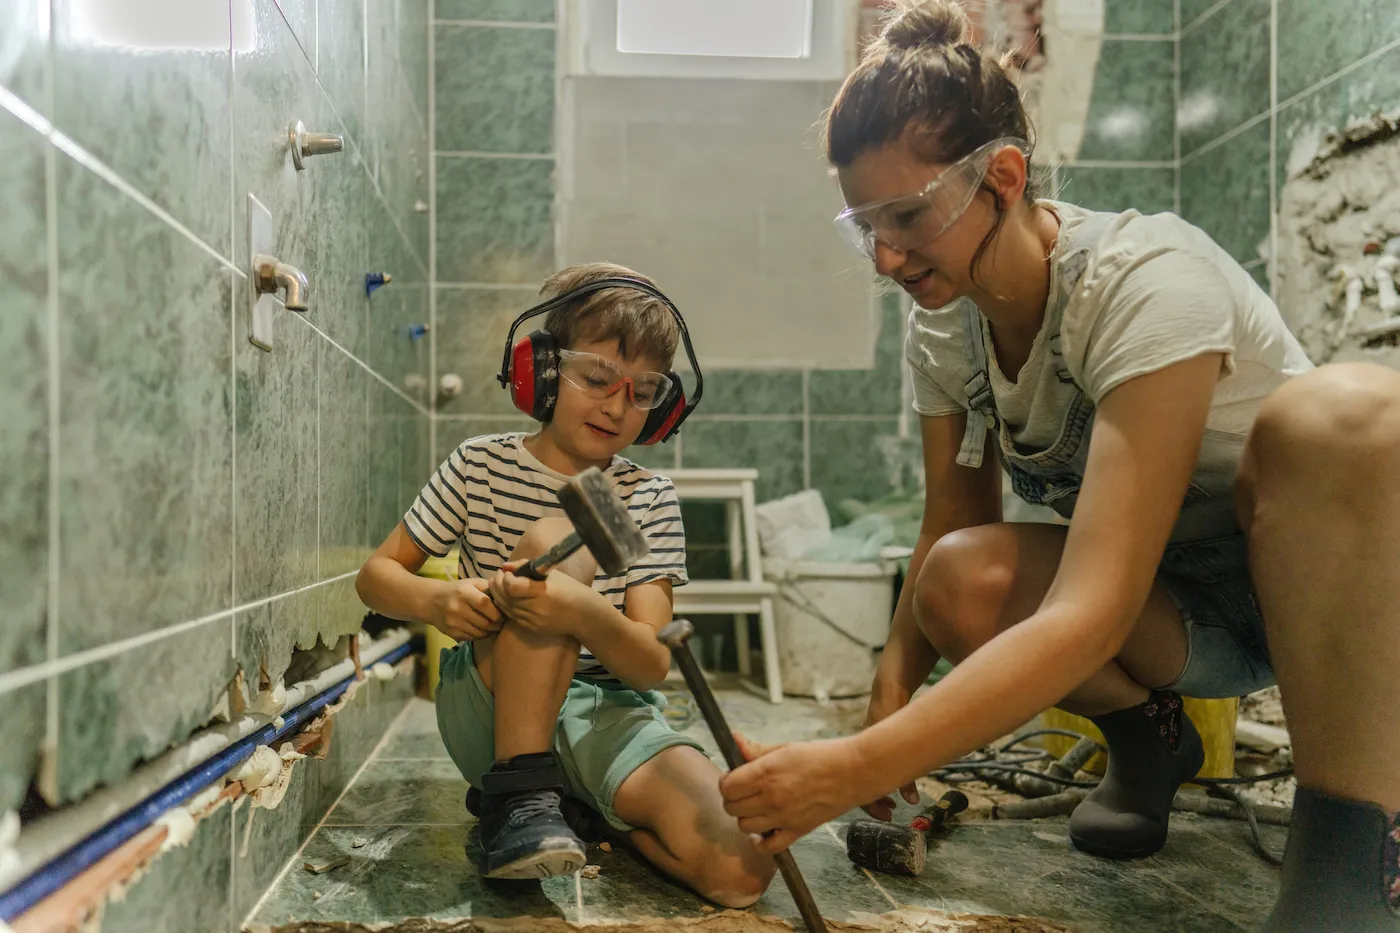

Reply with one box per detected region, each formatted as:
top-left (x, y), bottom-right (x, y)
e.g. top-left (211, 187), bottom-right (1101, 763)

top-left (657, 619), bottom-right (828, 933)
top-left (845, 790), bottom-right (969, 877)
top-left (513, 466), bottom-right (651, 579)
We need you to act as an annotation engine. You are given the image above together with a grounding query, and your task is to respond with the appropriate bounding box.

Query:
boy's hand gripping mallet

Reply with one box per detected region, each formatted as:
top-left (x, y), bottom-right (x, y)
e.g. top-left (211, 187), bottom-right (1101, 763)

top-left (513, 467), bottom-right (650, 579)
top-left (657, 619), bottom-right (828, 933)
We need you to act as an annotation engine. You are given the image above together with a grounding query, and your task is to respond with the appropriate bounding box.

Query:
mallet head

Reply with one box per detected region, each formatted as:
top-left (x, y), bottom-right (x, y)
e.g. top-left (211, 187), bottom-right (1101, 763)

top-left (556, 467), bottom-right (650, 575)
top-left (845, 821), bottom-right (926, 877)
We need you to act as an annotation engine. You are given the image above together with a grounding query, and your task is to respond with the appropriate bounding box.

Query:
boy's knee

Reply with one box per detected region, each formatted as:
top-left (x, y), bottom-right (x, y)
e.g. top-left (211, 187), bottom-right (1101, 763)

top-left (696, 857), bottom-right (775, 909)
top-left (511, 517), bottom-right (597, 582)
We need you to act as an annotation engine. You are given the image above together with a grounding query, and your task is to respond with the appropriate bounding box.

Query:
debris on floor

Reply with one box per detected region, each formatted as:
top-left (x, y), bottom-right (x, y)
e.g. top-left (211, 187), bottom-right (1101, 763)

top-left (303, 856), bottom-right (351, 875)
top-left (580, 864), bottom-right (601, 880)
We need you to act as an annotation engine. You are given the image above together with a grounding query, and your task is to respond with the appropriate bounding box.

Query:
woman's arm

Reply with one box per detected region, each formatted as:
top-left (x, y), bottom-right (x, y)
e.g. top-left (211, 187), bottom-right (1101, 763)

top-left (720, 352), bottom-right (1225, 851)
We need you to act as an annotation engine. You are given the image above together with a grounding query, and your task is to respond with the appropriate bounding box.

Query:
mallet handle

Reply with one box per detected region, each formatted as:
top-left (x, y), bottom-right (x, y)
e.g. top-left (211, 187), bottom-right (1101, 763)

top-left (514, 531), bottom-right (583, 581)
top-left (668, 640), bottom-right (828, 933)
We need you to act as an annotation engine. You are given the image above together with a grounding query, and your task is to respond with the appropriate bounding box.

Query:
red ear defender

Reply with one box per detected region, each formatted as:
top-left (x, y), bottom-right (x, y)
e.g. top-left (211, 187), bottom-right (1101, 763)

top-left (508, 331), bottom-right (559, 421)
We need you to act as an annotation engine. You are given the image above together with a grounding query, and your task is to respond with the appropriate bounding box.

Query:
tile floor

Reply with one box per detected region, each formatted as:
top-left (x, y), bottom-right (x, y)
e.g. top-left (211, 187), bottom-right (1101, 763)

top-left (246, 680), bottom-right (1286, 932)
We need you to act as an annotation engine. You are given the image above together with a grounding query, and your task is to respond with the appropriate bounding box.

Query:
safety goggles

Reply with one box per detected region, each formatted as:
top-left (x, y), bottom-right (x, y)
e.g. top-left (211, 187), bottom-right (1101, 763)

top-left (557, 349), bottom-right (673, 410)
top-left (833, 137), bottom-right (1029, 260)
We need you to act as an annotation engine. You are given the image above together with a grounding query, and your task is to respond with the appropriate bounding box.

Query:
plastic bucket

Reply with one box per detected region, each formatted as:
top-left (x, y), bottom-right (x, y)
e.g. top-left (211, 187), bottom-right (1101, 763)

top-left (418, 553), bottom-right (460, 701)
top-left (764, 558), bottom-right (896, 701)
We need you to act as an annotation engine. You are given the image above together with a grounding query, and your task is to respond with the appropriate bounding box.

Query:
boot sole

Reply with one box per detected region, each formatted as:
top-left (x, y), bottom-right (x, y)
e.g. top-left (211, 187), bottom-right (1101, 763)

top-left (483, 840), bottom-right (587, 880)
top-left (1068, 829), bottom-right (1164, 861)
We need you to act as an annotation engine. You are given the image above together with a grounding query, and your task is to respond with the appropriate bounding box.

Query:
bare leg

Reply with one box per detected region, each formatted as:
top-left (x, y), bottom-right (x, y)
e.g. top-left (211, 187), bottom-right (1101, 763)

top-left (473, 516), bottom-right (597, 760)
top-left (1239, 363), bottom-right (1400, 810)
top-left (913, 522), bottom-right (1189, 715)
top-left (612, 746), bottom-right (776, 908)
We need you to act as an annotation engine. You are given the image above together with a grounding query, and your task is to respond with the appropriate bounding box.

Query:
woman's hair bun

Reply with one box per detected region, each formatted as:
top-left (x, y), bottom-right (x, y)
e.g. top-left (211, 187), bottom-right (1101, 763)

top-left (880, 0), bottom-right (971, 51)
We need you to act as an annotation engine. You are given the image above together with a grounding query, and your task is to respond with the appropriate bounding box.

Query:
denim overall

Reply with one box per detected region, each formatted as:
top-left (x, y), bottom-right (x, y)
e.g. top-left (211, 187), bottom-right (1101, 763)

top-left (951, 209), bottom-right (1275, 697)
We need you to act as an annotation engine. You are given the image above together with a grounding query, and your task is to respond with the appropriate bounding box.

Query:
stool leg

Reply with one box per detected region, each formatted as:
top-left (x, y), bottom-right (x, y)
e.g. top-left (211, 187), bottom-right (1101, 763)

top-left (734, 614), bottom-right (752, 676)
top-left (759, 596), bottom-right (782, 704)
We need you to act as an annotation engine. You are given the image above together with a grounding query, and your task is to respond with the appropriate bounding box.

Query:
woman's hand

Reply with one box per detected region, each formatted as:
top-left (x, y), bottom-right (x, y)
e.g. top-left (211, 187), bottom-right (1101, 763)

top-left (429, 578), bottom-right (503, 642)
top-left (719, 734), bottom-right (877, 856)
top-left (859, 687), bottom-right (921, 821)
top-left (488, 561), bottom-right (600, 638)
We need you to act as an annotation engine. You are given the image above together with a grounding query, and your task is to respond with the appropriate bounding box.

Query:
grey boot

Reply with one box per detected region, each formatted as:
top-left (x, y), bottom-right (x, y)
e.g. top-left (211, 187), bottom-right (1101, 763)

top-left (1263, 786), bottom-right (1400, 932)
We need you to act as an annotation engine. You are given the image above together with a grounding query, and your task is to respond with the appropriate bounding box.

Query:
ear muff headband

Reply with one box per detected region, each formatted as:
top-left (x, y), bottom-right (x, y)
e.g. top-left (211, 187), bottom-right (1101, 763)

top-left (495, 278), bottom-right (704, 444)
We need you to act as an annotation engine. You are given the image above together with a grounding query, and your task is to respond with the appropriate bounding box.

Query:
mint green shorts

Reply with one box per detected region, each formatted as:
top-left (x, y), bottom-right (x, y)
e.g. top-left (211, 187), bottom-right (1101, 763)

top-left (434, 644), bottom-right (704, 831)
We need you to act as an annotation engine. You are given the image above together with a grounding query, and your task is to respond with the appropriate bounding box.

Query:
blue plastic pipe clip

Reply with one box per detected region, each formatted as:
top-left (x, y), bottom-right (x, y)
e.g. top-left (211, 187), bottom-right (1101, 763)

top-left (364, 271), bottom-right (392, 296)
top-left (407, 324), bottom-right (429, 340)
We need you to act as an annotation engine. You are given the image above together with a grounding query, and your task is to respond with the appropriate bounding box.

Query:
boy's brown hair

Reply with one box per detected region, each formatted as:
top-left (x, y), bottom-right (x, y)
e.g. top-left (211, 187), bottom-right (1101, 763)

top-left (540, 262), bottom-right (680, 369)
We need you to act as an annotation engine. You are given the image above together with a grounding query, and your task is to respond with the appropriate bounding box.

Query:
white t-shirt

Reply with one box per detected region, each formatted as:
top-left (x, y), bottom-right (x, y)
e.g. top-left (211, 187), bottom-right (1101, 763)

top-left (906, 202), bottom-right (1314, 457)
top-left (404, 432), bottom-right (689, 685)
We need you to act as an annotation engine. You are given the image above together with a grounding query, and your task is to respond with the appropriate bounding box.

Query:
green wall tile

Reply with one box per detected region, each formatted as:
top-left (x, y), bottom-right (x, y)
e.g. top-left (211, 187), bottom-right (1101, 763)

top-left (365, 195), bottom-right (431, 406)
top-left (1277, 0), bottom-right (1400, 103)
top-left (433, 417), bottom-right (535, 467)
top-left (1106, 0), bottom-right (1176, 34)
top-left (1179, 0), bottom-right (1271, 154)
top-left (1247, 263), bottom-right (1270, 295)
top-left (809, 367), bottom-right (901, 416)
top-left (370, 383), bottom-right (419, 541)
top-left (99, 805), bottom-right (233, 933)
top-left (234, 298), bottom-right (319, 605)
top-left (0, 111), bottom-right (48, 812)
top-left (238, 588), bottom-right (320, 706)
top-left (368, 2), bottom-right (430, 271)
top-left (0, 0), bottom-right (48, 113)
top-left (436, 155), bottom-right (555, 283)
top-left (272, 0), bottom-right (315, 62)
top-left (59, 624), bottom-right (236, 802)
top-left (1180, 121), bottom-right (1271, 266)
top-left (321, 341), bottom-right (371, 584)
top-left (809, 418), bottom-right (900, 514)
top-left (1056, 165), bottom-right (1176, 214)
top-left (52, 0), bottom-right (232, 254)
top-left (438, 0), bottom-right (556, 22)
top-left (435, 287), bottom-right (534, 415)
top-left (401, 1), bottom-right (430, 120)
top-left (56, 161), bottom-right (233, 656)
top-left (680, 500), bottom-right (728, 546)
top-left (685, 546), bottom-right (733, 580)
top-left (679, 419), bottom-right (804, 503)
top-left (1078, 39), bottom-right (1176, 162)
top-left (695, 370), bottom-right (804, 415)
top-left (317, 0), bottom-right (367, 147)
top-left (435, 24), bottom-right (556, 153)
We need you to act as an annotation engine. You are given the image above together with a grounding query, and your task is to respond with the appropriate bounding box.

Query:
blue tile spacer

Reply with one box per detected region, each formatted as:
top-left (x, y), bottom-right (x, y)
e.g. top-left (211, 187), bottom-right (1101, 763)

top-left (407, 323), bottom-right (429, 340)
top-left (364, 271), bottom-right (393, 296)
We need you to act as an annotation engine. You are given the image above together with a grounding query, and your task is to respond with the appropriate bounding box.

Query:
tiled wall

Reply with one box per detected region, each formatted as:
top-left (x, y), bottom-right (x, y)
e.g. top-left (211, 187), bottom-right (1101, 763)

top-left (432, 3), bottom-right (915, 543)
top-left (1054, 0), bottom-right (1178, 216)
top-left (0, 0), bottom-right (430, 815)
top-left (1178, 0), bottom-right (1400, 295)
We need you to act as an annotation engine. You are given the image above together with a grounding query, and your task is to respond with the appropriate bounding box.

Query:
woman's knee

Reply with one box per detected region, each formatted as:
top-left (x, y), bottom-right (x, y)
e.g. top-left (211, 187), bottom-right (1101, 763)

top-left (1249, 363), bottom-right (1400, 471)
top-left (913, 527), bottom-right (1017, 660)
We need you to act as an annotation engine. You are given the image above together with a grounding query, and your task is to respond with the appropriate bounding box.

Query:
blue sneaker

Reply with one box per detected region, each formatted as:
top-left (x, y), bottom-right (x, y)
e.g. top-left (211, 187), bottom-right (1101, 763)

top-left (476, 753), bottom-right (586, 880)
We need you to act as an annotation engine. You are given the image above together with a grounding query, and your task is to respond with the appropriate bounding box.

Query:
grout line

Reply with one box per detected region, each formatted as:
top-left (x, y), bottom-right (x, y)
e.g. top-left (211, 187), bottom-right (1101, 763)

top-left (374, 757), bottom-right (452, 763)
top-left (315, 329), bottom-right (323, 585)
top-left (0, 87), bottom-right (245, 280)
top-left (0, 572), bottom-right (361, 697)
top-left (1181, 0), bottom-right (1235, 37)
top-left (242, 699), bottom-right (416, 927)
top-left (1101, 33), bottom-right (1177, 41)
top-left (294, 314), bottom-right (432, 418)
top-left (1180, 109), bottom-right (1271, 164)
top-left (43, 0), bottom-right (60, 756)
top-left (433, 19), bottom-right (556, 29)
top-left (434, 149), bottom-right (556, 160)
top-left (1268, 0), bottom-right (1278, 295)
top-left (1063, 159), bottom-right (1176, 169)
top-left (229, 0), bottom-right (239, 658)
top-left (1173, 0), bottom-right (1182, 216)
top-left (429, 0), bottom-right (438, 463)
top-left (801, 370), bottom-right (812, 490)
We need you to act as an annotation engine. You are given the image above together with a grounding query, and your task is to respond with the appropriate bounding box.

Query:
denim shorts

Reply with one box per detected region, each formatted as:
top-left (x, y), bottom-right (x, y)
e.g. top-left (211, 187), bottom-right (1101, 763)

top-left (1157, 534), bottom-right (1276, 698)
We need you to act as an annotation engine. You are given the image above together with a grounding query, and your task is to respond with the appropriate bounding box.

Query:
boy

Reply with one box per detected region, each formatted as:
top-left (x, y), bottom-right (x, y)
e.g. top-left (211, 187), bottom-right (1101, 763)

top-left (355, 263), bottom-right (775, 907)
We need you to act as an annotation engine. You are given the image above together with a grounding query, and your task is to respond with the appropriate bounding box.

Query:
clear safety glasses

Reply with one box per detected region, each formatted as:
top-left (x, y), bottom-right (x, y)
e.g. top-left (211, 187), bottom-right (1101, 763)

top-left (557, 349), bottom-right (673, 410)
top-left (833, 137), bottom-right (1029, 260)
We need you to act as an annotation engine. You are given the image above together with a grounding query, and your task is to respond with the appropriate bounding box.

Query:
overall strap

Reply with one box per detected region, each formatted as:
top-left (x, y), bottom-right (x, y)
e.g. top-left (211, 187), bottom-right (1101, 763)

top-left (957, 300), bottom-right (996, 468)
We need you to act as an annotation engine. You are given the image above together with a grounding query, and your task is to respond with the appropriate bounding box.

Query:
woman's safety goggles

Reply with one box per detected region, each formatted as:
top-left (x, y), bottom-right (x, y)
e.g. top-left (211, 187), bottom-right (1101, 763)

top-left (833, 137), bottom-right (1029, 260)
top-left (558, 349), bottom-right (673, 410)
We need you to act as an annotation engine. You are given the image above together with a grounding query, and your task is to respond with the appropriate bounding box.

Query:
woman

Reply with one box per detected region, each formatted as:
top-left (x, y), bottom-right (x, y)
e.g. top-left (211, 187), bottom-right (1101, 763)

top-left (718, 3), bottom-right (1400, 930)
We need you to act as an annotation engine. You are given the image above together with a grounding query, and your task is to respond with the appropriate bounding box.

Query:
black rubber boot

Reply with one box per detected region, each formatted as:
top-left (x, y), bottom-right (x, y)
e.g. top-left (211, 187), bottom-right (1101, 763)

top-left (475, 753), bottom-right (586, 880)
top-left (1263, 787), bottom-right (1400, 932)
top-left (1069, 690), bottom-right (1205, 859)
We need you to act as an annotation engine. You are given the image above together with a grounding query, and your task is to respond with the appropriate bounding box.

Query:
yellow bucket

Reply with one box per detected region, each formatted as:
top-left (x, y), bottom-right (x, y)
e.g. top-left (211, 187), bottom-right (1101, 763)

top-left (418, 552), bottom-right (460, 701)
top-left (1039, 696), bottom-right (1237, 780)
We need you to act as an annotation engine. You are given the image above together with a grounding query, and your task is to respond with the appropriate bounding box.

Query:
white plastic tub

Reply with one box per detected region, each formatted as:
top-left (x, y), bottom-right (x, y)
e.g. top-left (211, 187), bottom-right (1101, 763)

top-left (763, 558), bottom-right (896, 701)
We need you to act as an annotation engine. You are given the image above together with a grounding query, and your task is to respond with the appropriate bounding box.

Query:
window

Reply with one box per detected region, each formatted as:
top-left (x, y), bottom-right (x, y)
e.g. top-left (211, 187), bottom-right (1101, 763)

top-left (616, 0), bottom-right (813, 59)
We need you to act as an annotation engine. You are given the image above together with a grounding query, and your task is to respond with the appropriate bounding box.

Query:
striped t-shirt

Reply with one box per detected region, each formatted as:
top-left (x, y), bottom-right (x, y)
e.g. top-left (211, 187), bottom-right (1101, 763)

top-left (403, 432), bottom-right (688, 684)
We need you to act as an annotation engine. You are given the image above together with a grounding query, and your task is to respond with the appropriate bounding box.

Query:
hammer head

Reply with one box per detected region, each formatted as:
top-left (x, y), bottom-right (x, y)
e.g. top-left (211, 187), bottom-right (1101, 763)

top-left (555, 467), bottom-right (650, 575)
top-left (845, 820), bottom-right (925, 877)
